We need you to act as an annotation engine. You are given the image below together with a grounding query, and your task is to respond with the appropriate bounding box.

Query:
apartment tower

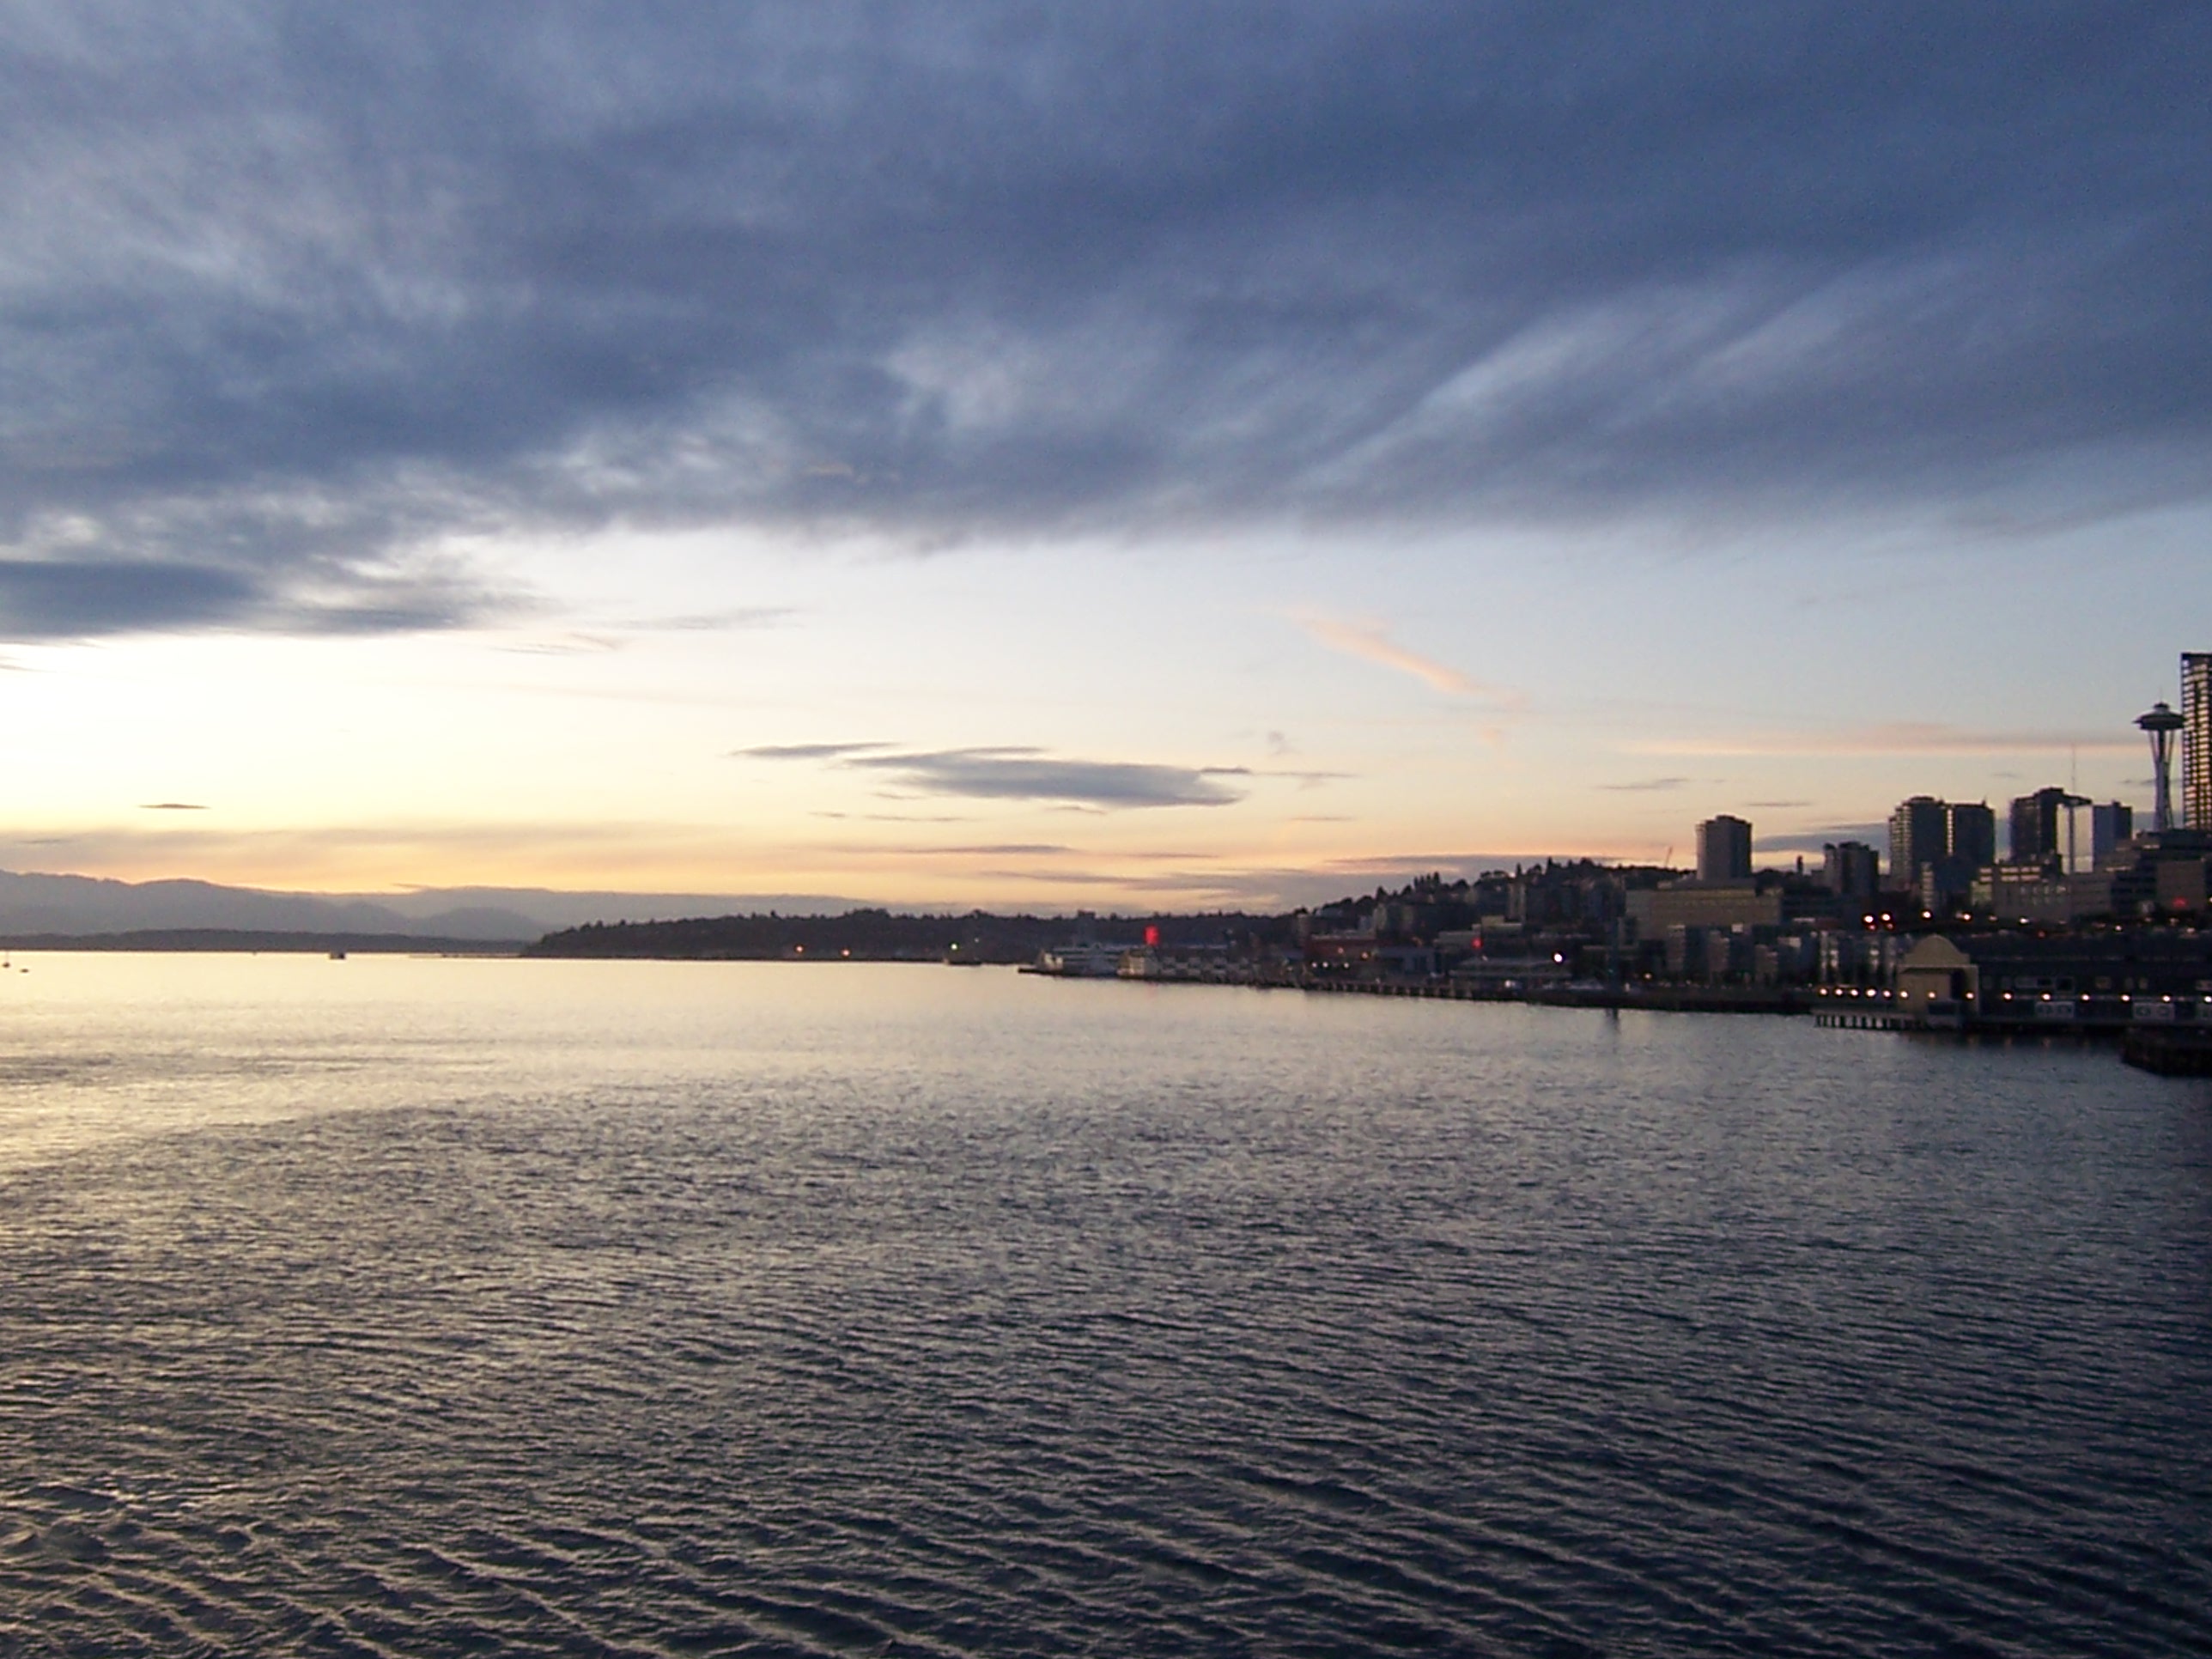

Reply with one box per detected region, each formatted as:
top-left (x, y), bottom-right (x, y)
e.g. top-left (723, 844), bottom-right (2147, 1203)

top-left (2184, 653), bottom-right (2212, 830)
top-left (1888, 796), bottom-right (1948, 885)
top-left (1695, 815), bottom-right (1754, 882)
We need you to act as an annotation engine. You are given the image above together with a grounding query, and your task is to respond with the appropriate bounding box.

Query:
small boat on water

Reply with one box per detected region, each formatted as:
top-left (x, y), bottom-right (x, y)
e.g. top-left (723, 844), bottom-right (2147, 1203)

top-left (1029, 940), bottom-right (1130, 978)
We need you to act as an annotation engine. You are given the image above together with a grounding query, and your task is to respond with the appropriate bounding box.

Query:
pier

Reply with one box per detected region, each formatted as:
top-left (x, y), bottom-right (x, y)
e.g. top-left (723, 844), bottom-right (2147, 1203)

top-left (1813, 991), bottom-right (1906, 1030)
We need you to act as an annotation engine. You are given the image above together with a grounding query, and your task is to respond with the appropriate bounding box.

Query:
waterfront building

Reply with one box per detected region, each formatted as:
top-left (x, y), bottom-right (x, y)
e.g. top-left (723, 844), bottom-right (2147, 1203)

top-left (1819, 928), bottom-right (1906, 988)
top-left (1919, 854), bottom-right (1982, 916)
top-left (1449, 953), bottom-right (1570, 992)
top-left (1626, 881), bottom-right (1782, 936)
top-left (1303, 932), bottom-right (1382, 977)
top-left (1659, 924), bottom-right (1763, 982)
top-left (1695, 815), bottom-right (1753, 882)
top-left (1896, 927), bottom-right (2212, 1024)
top-left (1887, 796), bottom-right (1948, 885)
top-left (2154, 851), bottom-right (2208, 912)
top-left (2185, 652), bottom-right (2212, 829)
top-left (2084, 826), bottom-right (2211, 915)
top-left (1893, 937), bottom-right (1977, 1024)
top-left (1504, 860), bottom-right (1628, 929)
top-left (1116, 941), bottom-right (1236, 982)
top-left (1665, 924), bottom-right (1754, 983)
top-left (1972, 865), bottom-right (2124, 926)
top-left (1822, 938), bottom-right (1911, 986)
top-left (1753, 934), bottom-right (1819, 988)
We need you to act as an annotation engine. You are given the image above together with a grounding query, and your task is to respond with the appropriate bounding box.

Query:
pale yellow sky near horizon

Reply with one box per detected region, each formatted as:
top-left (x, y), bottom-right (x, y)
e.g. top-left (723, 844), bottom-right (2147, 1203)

top-left (0, 507), bottom-right (2190, 912)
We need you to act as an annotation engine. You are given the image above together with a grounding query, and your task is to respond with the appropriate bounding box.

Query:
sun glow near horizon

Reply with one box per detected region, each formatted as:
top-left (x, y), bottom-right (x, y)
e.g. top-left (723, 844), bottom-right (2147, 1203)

top-left (0, 513), bottom-right (2197, 910)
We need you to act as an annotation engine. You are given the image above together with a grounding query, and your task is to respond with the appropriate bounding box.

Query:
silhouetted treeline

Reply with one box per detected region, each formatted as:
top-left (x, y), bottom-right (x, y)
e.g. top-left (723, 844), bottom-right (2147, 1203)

top-left (521, 908), bottom-right (1297, 963)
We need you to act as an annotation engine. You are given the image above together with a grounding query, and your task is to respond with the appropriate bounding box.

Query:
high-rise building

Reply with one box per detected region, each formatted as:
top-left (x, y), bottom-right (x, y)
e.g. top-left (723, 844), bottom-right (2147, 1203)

top-left (1888, 796), bottom-right (1948, 884)
top-left (2184, 653), bottom-right (2212, 830)
top-left (1822, 841), bottom-right (1880, 904)
top-left (1947, 801), bottom-right (1996, 868)
top-left (2008, 787), bottom-right (2069, 865)
top-left (2091, 801), bottom-right (2135, 863)
top-left (1695, 815), bottom-right (1753, 882)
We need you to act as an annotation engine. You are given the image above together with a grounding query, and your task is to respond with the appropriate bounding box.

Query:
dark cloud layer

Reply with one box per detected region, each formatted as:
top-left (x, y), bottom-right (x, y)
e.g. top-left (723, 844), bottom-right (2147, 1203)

top-left (3, 2), bottom-right (2205, 636)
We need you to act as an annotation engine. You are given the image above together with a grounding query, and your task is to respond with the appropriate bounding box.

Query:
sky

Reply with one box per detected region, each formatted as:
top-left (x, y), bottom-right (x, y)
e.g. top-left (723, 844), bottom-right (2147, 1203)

top-left (1, 2), bottom-right (2207, 912)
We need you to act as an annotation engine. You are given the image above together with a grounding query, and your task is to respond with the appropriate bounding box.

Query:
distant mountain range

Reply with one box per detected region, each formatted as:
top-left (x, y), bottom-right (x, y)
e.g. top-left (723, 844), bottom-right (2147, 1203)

top-left (0, 871), bottom-right (873, 943)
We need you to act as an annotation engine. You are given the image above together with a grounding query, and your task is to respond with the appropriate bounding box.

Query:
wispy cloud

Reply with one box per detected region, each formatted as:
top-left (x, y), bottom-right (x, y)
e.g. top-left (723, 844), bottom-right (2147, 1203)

top-left (625, 608), bottom-right (793, 633)
top-left (503, 609), bottom-right (791, 656)
top-left (1292, 615), bottom-right (1523, 708)
top-left (139, 801), bottom-right (208, 811)
top-left (1597, 776), bottom-right (1693, 793)
top-left (971, 868), bottom-right (1154, 888)
top-left (852, 750), bottom-right (1245, 808)
top-left (886, 843), bottom-right (1073, 858)
top-left (811, 810), bottom-right (974, 823)
top-left (815, 841), bottom-right (1220, 867)
top-left (1632, 723), bottom-right (2136, 757)
top-left (744, 744), bottom-right (1246, 808)
top-left (1253, 766), bottom-right (1354, 788)
top-left (500, 632), bottom-right (626, 657)
top-left (736, 742), bottom-right (896, 762)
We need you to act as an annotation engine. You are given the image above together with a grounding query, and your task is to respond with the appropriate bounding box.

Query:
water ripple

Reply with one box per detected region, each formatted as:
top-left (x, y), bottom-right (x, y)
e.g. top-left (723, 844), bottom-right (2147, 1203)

top-left (0, 959), bottom-right (2206, 1655)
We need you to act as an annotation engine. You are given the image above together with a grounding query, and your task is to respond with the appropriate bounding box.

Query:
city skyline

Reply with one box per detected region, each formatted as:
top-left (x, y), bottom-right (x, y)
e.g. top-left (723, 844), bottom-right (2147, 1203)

top-left (2, 6), bottom-right (2206, 911)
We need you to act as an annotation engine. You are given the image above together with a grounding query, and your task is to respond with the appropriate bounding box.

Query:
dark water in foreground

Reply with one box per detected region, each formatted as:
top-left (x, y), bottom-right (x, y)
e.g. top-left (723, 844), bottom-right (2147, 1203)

top-left (0, 956), bottom-right (2206, 1656)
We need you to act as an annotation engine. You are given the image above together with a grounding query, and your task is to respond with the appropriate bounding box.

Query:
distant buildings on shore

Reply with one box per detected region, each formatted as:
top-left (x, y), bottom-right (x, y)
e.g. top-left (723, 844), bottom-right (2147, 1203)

top-left (1843, 655), bottom-right (2212, 927)
top-left (1241, 651), bottom-right (2212, 997)
top-left (1822, 841), bottom-right (1879, 904)
top-left (1014, 654), bottom-right (2212, 1004)
top-left (1772, 653), bottom-right (2212, 928)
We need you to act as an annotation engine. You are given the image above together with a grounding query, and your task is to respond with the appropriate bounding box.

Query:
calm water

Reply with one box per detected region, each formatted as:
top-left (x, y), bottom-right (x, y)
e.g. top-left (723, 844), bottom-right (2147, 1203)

top-left (0, 955), bottom-right (2206, 1657)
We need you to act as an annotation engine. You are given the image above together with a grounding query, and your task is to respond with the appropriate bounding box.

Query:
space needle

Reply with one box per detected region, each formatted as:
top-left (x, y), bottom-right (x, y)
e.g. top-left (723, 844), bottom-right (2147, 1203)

top-left (2137, 701), bottom-right (2185, 833)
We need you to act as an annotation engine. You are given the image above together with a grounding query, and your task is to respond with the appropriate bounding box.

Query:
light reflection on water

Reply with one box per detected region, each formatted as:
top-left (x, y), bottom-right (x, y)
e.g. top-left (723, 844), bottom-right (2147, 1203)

top-left (0, 954), bottom-right (2207, 1656)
